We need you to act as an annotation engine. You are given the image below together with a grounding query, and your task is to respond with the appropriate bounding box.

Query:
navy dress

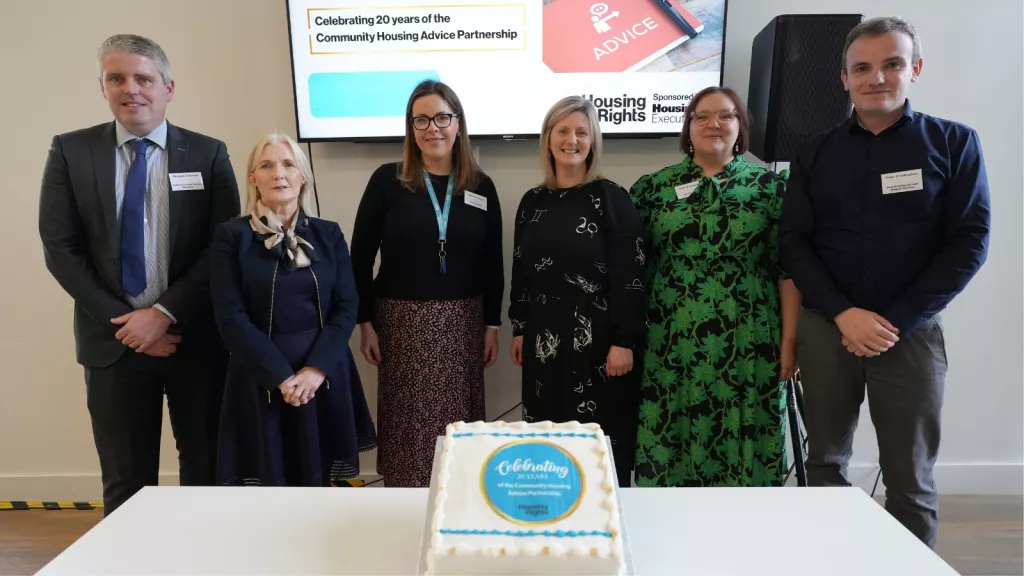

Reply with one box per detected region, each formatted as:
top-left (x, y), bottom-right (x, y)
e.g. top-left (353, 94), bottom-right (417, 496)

top-left (211, 213), bottom-right (377, 487)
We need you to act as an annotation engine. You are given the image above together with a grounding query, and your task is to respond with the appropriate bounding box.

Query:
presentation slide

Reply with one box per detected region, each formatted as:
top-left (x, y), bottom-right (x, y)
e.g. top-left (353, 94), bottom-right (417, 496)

top-left (286, 0), bottom-right (727, 141)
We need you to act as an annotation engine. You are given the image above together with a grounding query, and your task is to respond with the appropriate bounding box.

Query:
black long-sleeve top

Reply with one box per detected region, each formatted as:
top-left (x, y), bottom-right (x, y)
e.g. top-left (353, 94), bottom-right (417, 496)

top-left (350, 162), bottom-right (505, 326)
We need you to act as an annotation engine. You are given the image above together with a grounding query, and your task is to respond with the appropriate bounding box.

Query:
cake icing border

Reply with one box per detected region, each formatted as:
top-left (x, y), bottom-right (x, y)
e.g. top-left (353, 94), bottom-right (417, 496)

top-left (426, 420), bottom-right (624, 573)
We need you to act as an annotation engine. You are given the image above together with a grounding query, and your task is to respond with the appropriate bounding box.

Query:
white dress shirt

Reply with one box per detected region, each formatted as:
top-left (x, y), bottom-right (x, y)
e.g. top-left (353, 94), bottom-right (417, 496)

top-left (114, 120), bottom-right (176, 322)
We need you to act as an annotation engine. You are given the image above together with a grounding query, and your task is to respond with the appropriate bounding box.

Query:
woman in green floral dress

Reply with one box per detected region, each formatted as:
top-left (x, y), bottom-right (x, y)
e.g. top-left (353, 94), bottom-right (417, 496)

top-left (629, 87), bottom-right (802, 487)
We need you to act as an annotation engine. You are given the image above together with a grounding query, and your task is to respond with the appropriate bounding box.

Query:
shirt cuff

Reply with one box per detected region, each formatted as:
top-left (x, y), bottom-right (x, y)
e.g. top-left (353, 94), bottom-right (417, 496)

top-left (486, 325), bottom-right (500, 331)
top-left (818, 292), bottom-right (855, 323)
top-left (881, 299), bottom-right (922, 336)
top-left (154, 304), bottom-right (177, 324)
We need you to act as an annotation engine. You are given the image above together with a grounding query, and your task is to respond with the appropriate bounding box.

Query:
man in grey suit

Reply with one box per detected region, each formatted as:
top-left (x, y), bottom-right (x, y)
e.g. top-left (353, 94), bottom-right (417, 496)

top-left (38, 34), bottom-right (240, 514)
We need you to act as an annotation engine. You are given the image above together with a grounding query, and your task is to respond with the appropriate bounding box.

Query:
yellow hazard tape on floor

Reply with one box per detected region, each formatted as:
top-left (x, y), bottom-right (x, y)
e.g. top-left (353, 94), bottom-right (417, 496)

top-left (0, 501), bottom-right (103, 510)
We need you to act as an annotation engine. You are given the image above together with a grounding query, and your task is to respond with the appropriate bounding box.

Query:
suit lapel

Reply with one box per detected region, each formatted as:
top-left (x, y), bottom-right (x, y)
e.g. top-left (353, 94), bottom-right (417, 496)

top-left (92, 123), bottom-right (120, 267)
top-left (166, 123), bottom-right (188, 253)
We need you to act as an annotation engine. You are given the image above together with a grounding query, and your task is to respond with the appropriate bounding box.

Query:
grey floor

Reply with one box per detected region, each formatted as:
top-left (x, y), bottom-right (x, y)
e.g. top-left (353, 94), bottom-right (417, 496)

top-left (926, 495), bottom-right (1022, 576)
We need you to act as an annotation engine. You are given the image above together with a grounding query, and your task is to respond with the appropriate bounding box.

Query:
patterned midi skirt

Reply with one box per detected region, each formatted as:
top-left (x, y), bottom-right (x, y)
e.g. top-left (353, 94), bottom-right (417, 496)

top-left (374, 297), bottom-right (486, 487)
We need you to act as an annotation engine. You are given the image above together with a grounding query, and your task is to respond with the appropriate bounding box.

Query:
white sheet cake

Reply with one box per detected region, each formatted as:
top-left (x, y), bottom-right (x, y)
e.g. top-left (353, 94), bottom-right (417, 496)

top-left (425, 420), bottom-right (625, 575)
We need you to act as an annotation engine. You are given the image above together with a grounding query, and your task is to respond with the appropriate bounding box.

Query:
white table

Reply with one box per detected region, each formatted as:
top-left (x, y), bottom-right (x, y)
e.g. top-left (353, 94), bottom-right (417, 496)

top-left (37, 486), bottom-right (959, 575)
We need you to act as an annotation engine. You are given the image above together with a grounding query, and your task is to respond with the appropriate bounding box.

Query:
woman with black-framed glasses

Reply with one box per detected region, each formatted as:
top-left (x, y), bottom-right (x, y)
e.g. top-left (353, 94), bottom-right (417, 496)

top-left (349, 80), bottom-right (504, 487)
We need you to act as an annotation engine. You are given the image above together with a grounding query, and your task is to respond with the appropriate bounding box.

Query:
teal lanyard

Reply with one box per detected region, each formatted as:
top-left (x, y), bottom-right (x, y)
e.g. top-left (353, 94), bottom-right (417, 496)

top-left (424, 170), bottom-right (454, 274)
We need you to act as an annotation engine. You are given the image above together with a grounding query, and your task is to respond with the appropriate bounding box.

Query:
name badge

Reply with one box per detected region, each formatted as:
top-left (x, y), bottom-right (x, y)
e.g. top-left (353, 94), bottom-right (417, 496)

top-left (881, 169), bottom-right (924, 195)
top-left (675, 181), bottom-right (699, 200)
top-left (169, 172), bottom-right (205, 191)
top-left (465, 191), bottom-right (487, 210)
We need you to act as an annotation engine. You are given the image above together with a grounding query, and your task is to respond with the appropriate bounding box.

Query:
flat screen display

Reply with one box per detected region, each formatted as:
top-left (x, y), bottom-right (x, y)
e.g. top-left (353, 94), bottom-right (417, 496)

top-left (285, 0), bottom-right (728, 141)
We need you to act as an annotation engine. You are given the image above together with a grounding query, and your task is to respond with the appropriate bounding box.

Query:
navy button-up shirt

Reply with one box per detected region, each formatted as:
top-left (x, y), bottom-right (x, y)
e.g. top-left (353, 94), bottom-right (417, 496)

top-left (779, 100), bottom-right (991, 335)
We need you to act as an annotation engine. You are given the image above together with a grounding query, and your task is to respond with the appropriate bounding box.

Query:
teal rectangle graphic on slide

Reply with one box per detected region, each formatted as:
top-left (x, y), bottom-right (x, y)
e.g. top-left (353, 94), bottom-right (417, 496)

top-left (308, 71), bottom-right (440, 118)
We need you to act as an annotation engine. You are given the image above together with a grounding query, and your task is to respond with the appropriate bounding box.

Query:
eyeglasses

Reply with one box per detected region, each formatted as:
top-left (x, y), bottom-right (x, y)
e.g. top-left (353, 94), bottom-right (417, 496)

top-left (691, 111), bottom-right (739, 126)
top-left (411, 113), bottom-right (459, 130)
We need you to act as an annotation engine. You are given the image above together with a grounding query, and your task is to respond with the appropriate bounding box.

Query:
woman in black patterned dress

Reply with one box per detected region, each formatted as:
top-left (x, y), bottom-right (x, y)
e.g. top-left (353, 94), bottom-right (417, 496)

top-left (508, 96), bottom-right (647, 486)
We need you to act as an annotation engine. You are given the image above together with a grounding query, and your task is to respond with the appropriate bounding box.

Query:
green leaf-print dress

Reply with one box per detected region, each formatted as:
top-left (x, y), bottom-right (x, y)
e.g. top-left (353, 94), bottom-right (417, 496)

top-left (629, 155), bottom-right (788, 487)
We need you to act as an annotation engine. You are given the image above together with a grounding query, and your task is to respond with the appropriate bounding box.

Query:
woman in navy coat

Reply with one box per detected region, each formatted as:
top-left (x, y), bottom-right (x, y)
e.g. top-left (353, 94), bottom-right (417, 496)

top-left (210, 132), bottom-right (376, 486)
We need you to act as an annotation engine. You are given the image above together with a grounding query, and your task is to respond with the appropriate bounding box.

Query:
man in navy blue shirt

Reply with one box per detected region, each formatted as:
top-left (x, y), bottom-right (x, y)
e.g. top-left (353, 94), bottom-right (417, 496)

top-left (780, 16), bottom-right (991, 548)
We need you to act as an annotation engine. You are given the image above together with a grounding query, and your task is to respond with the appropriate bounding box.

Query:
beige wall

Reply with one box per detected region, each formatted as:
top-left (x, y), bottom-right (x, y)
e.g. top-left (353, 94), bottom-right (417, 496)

top-left (1, 0), bottom-right (1020, 500)
top-left (0, 0), bottom-right (683, 499)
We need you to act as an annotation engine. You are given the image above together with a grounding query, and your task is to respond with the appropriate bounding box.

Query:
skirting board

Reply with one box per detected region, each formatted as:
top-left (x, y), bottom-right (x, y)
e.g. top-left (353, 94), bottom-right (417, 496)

top-left (782, 463), bottom-right (1023, 495)
top-left (0, 451), bottom-right (383, 502)
top-left (2, 463), bottom-right (1020, 501)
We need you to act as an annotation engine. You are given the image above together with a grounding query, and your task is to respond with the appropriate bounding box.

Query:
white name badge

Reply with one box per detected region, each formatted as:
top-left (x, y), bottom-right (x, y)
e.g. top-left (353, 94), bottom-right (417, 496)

top-left (169, 172), bottom-right (205, 191)
top-left (881, 169), bottom-right (924, 195)
top-left (464, 191), bottom-right (488, 210)
top-left (675, 181), bottom-right (699, 200)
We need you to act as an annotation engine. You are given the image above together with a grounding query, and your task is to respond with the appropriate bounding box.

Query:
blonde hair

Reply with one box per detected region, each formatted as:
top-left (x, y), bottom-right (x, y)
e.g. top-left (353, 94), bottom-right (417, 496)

top-left (244, 132), bottom-right (316, 217)
top-left (539, 96), bottom-right (604, 189)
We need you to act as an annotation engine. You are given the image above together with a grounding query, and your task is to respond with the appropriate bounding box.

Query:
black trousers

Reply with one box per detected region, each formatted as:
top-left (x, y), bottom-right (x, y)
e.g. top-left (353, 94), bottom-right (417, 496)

top-left (84, 336), bottom-right (226, 515)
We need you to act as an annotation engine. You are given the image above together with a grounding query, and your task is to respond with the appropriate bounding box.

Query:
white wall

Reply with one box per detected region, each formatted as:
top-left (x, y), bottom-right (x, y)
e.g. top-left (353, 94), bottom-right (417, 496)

top-left (0, 0), bottom-right (1019, 500)
top-left (720, 0), bottom-right (1023, 495)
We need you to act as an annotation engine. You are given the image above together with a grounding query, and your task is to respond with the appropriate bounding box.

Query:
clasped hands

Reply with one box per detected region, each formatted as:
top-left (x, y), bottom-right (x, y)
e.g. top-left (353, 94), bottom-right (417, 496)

top-left (835, 307), bottom-right (900, 357)
top-left (111, 307), bottom-right (179, 357)
top-left (278, 367), bottom-right (326, 407)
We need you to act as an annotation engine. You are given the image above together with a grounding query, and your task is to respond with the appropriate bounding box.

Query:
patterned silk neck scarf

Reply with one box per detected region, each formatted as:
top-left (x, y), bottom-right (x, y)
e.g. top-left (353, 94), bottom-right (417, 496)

top-left (248, 200), bottom-right (319, 270)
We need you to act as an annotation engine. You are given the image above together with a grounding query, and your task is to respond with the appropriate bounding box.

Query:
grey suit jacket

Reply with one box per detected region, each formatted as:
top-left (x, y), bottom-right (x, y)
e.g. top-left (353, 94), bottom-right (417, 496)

top-left (38, 121), bottom-right (241, 368)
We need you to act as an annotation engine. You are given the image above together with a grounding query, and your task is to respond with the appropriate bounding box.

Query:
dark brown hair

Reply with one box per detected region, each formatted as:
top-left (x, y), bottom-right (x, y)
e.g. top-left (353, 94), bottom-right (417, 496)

top-left (678, 86), bottom-right (751, 156)
top-left (399, 80), bottom-right (482, 193)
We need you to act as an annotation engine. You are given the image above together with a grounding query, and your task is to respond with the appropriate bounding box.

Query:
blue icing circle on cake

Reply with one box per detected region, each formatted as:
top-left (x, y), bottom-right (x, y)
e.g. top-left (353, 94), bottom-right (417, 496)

top-left (481, 440), bottom-right (585, 526)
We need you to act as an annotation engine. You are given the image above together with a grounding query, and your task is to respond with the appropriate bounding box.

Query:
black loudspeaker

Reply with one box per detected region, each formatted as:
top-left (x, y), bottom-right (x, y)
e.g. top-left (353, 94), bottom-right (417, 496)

top-left (747, 14), bottom-right (864, 163)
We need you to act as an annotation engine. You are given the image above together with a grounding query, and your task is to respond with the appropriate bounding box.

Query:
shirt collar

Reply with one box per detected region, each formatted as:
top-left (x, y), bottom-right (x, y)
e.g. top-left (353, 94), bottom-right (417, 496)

top-left (847, 99), bottom-right (915, 134)
top-left (115, 119), bottom-right (168, 149)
